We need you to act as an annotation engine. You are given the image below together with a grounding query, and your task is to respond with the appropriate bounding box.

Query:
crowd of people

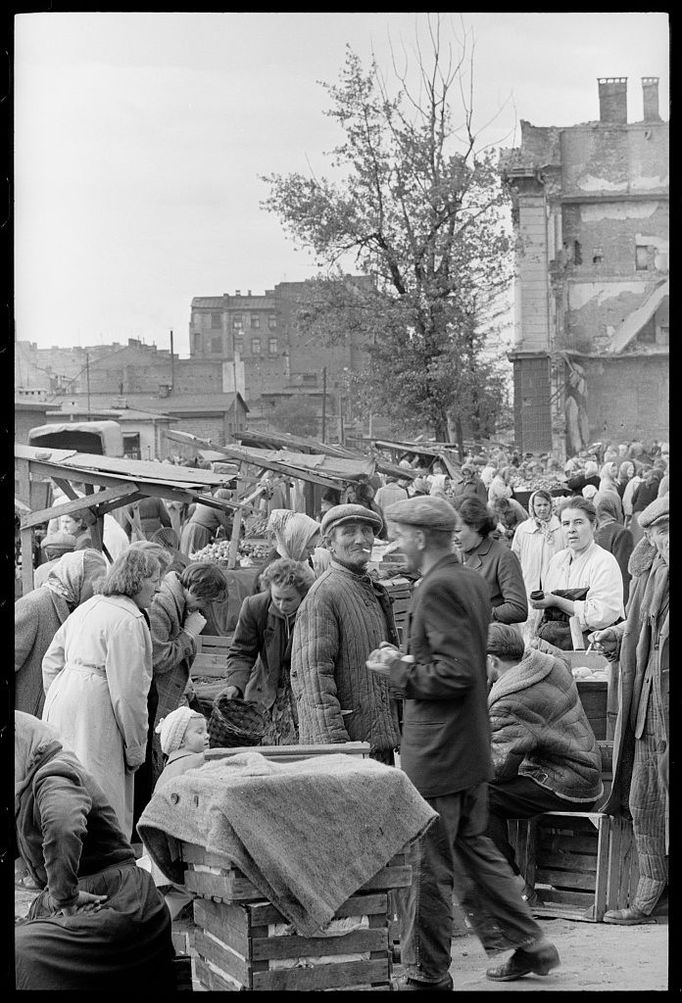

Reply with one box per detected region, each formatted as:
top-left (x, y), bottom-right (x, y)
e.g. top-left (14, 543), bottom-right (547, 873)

top-left (13, 435), bottom-right (669, 989)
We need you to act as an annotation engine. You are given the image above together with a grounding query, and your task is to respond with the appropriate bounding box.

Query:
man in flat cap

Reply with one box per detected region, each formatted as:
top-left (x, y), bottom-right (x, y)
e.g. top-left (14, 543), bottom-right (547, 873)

top-left (591, 493), bottom-right (669, 924)
top-left (289, 504), bottom-right (401, 763)
top-left (369, 496), bottom-right (559, 989)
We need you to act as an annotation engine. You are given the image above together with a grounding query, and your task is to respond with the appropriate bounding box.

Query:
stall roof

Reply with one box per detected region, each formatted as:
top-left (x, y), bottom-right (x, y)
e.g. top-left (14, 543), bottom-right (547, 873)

top-left (372, 439), bottom-right (461, 477)
top-left (165, 428), bottom-right (373, 487)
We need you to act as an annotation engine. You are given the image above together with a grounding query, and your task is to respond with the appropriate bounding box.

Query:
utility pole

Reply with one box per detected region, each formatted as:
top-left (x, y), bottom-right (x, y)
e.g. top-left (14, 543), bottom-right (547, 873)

top-left (321, 366), bottom-right (327, 442)
top-left (170, 329), bottom-right (175, 391)
top-left (86, 351), bottom-right (91, 416)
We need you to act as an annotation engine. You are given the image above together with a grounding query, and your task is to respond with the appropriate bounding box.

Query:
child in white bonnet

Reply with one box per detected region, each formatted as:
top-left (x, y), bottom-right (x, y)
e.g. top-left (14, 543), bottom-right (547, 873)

top-left (155, 706), bottom-right (209, 790)
top-left (137, 706), bottom-right (209, 917)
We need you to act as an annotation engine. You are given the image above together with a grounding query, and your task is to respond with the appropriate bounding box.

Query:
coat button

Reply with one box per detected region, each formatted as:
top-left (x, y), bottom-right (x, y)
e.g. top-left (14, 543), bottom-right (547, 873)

top-left (170, 793), bottom-right (179, 805)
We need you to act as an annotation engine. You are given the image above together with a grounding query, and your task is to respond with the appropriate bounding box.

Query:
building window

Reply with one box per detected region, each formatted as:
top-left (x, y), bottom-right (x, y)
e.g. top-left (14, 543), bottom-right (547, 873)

top-left (251, 315), bottom-right (260, 329)
top-left (234, 336), bottom-right (244, 355)
top-left (573, 241), bottom-right (582, 266)
top-left (232, 314), bottom-right (242, 327)
top-left (211, 312), bottom-right (222, 329)
top-left (592, 246), bottom-right (603, 265)
top-left (268, 337), bottom-right (278, 355)
top-left (268, 315), bottom-right (277, 330)
top-left (193, 333), bottom-right (202, 350)
top-left (635, 244), bottom-right (649, 271)
top-left (251, 337), bottom-right (261, 355)
top-left (211, 336), bottom-right (223, 354)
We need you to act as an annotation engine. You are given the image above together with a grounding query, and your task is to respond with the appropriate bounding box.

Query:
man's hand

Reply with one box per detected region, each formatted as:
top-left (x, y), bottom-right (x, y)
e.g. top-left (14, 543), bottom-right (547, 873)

top-left (588, 628), bottom-right (620, 660)
top-left (54, 891), bottom-right (108, 916)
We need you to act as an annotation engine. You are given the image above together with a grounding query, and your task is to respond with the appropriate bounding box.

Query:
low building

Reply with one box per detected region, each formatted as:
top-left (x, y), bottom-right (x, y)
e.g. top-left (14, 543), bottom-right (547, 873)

top-left (501, 76), bottom-right (668, 456)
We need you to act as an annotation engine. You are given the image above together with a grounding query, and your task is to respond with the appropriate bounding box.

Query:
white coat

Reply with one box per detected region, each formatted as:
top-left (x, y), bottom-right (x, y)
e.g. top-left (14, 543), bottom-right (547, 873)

top-left (42, 593), bottom-right (152, 840)
top-left (511, 510), bottom-right (565, 641)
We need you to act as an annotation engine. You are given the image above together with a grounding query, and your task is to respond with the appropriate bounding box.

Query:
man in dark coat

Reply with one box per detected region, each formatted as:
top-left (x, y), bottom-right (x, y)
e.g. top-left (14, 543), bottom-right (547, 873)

top-left (370, 496), bottom-right (560, 988)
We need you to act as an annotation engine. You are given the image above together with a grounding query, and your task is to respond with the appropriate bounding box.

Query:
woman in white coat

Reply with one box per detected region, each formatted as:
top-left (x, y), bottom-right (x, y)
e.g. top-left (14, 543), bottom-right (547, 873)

top-left (511, 490), bottom-right (565, 640)
top-left (42, 549), bottom-right (162, 841)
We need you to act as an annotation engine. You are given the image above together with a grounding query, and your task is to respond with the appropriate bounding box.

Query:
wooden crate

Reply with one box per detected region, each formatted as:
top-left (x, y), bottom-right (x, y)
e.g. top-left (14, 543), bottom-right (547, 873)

top-left (191, 634), bottom-right (233, 679)
top-left (183, 842), bottom-right (411, 991)
top-left (509, 811), bottom-right (638, 923)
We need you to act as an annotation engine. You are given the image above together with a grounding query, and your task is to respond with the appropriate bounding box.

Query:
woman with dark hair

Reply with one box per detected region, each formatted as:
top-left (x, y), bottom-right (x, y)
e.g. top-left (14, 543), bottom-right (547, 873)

top-left (41, 548), bottom-right (163, 839)
top-left (530, 497), bottom-right (624, 649)
top-left (14, 711), bottom-right (174, 991)
top-left (149, 561), bottom-right (228, 728)
top-left (16, 549), bottom-right (108, 718)
top-left (221, 558), bottom-right (316, 745)
top-left (454, 497), bottom-right (528, 626)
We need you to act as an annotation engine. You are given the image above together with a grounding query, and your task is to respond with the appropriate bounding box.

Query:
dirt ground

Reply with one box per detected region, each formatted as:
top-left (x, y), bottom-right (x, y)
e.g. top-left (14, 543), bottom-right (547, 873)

top-left (15, 884), bottom-right (669, 992)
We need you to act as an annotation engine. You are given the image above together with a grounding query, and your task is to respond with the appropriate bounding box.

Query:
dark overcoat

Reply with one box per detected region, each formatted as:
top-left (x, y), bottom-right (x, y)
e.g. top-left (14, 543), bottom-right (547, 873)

top-left (392, 554), bottom-right (493, 797)
top-left (225, 591), bottom-right (296, 710)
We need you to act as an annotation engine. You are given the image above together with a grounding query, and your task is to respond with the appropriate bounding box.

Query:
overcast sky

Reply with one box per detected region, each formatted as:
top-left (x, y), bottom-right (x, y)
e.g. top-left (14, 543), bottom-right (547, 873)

top-left (14, 11), bottom-right (669, 356)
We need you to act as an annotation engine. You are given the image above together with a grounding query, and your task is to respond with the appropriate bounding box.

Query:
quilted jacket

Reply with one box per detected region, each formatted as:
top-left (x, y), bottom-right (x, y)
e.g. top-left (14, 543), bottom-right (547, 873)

top-left (290, 562), bottom-right (401, 754)
top-left (488, 647), bottom-right (603, 802)
top-left (148, 572), bottom-right (197, 726)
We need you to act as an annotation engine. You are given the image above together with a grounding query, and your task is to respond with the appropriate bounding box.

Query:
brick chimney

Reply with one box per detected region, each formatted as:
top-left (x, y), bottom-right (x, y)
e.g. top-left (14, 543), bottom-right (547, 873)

top-left (641, 77), bottom-right (661, 122)
top-left (598, 77), bottom-right (628, 124)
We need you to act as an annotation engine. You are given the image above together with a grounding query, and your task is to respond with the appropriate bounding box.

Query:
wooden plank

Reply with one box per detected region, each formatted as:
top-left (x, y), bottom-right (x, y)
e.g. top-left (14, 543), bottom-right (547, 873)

top-left (536, 850), bottom-right (597, 873)
top-left (192, 955), bottom-right (238, 992)
top-left (537, 887), bottom-right (595, 908)
top-left (195, 929), bottom-right (250, 987)
top-left (252, 927), bottom-right (387, 962)
top-left (245, 892), bottom-right (389, 928)
top-left (535, 868), bottom-right (598, 891)
top-left (593, 815), bottom-right (610, 921)
top-left (19, 483), bottom-right (140, 528)
top-left (252, 959), bottom-right (390, 992)
top-left (359, 865), bottom-right (413, 891)
top-left (194, 900), bottom-right (250, 958)
top-left (185, 868), bottom-right (262, 902)
top-left (205, 742), bottom-right (371, 761)
top-left (21, 526), bottom-right (34, 595)
top-left (181, 842), bottom-right (233, 867)
top-left (537, 833), bottom-right (598, 856)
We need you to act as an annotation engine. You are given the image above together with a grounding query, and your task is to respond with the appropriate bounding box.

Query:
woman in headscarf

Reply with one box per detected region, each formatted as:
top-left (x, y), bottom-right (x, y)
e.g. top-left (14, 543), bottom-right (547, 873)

top-left (511, 489), bottom-right (565, 640)
top-left (221, 558), bottom-right (316, 745)
top-left (15, 549), bottom-right (108, 718)
top-left (42, 548), bottom-right (163, 840)
top-left (263, 508), bottom-right (330, 578)
top-left (595, 494), bottom-right (634, 605)
top-left (14, 711), bottom-right (174, 991)
top-left (179, 487), bottom-right (233, 557)
top-left (487, 466), bottom-right (514, 505)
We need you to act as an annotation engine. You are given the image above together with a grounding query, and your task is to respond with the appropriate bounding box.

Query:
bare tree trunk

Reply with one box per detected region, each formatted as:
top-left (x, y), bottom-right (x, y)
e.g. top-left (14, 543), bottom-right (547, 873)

top-left (453, 417), bottom-right (465, 461)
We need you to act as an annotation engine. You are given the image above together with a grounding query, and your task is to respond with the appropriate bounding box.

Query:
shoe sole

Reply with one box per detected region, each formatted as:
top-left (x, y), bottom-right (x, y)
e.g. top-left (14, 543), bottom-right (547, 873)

top-left (486, 956), bottom-right (560, 982)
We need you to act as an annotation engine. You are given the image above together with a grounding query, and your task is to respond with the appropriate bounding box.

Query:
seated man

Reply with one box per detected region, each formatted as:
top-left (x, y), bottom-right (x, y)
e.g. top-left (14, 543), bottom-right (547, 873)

top-left (484, 624), bottom-right (603, 890)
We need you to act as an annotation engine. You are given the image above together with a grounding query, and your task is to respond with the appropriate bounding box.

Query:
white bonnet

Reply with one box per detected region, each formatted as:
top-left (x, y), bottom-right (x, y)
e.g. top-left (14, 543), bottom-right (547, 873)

top-left (155, 706), bottom-right (203, 755)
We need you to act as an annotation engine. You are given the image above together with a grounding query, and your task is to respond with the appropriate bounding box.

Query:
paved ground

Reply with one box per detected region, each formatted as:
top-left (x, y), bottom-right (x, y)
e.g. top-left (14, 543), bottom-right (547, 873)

top-left (15, 886), bottom-right (670, 991)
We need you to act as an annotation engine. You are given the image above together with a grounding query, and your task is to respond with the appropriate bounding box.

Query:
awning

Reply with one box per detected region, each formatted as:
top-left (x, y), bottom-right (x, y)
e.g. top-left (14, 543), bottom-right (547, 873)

top-left (610, 280), bottom-right (669, 354)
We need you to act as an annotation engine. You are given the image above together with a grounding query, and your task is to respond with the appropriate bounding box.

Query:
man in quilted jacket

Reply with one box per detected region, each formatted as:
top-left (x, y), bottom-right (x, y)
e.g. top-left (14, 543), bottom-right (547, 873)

top-left (484, 623), bottom-right (603, 879)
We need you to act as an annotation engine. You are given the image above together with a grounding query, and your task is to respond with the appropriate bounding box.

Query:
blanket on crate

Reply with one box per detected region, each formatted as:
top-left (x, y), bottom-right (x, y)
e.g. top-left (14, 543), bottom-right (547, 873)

top-left (137, 751), bottom-right (436, 937)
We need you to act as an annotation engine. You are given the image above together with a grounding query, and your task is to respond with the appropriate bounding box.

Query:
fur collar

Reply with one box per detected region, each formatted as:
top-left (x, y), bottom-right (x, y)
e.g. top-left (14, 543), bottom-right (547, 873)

top-left (488, 647), bottom-right (555, 703)
top-left (628, 536), bottom-right (656, 577)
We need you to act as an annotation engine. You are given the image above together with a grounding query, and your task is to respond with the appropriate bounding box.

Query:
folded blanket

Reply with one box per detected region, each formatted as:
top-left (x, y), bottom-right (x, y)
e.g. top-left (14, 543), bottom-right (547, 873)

top-left (137, 751), bottom-right (436, 936)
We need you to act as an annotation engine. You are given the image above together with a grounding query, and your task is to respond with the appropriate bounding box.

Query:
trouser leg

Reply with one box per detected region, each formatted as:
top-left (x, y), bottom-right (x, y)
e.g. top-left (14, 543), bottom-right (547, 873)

top-left (486, 777), bottom-right (595, 874)
top-left (629, 721), bottom-right (668, 914)
top-left (448, 783), bottom-right (546, 956)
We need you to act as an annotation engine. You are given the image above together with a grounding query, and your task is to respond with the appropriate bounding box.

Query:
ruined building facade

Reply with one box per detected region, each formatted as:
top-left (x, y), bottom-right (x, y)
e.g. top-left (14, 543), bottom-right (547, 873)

top-left (501, 76), bottom-right (668, 456)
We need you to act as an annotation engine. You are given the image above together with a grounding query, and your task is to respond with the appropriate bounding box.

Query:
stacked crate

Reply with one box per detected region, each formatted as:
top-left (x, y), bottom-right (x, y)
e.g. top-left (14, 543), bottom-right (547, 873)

top-left (183, 843), bottom-right (412, 991)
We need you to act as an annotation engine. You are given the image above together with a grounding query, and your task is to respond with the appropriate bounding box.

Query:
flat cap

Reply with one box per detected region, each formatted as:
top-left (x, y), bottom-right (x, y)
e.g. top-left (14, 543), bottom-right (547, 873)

top-left (638, 494), bottom-right (669, 529)
top-left (320, 503), bottom-right (382, 537)
top-left (40, 531), bottom-right (77, 552)
top-left (384, 495), bottom-right (458, 531)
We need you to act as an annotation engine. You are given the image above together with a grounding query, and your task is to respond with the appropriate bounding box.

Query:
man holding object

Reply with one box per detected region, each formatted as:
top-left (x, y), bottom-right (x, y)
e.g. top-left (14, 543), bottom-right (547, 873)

top-left (369, 496), bottom-right (559, 990)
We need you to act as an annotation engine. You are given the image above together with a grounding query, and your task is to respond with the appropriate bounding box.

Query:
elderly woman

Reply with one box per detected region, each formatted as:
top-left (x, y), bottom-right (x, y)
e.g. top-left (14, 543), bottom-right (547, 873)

top-left (14, 711), bottom-right (174, 991)
top-left (454, 497), bottom-right (528, 626)
top-left (42, 548), bottom-right (163, 840)
top-left (530, 497), bottom-right (624, 650)
top-left (595, 495), bottom-right (634, 604)
top-left (487, 466), bottom-right (514, 505)
top-left (511, 490), bottom-right (565, 640)
top-left (590, 495), bottom-right (669, 924)
top-left (16, 549), bottom-right (108, 718)
top-left (221, 558), bottom-right (316, 745)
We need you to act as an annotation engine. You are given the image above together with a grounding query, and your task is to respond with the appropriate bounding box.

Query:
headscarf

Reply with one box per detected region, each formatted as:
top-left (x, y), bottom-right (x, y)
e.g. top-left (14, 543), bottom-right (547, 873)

top-left (528, 489), bottom-right (555, 542)
top-left (42, 548), bottom-right (108, 607)
top-left (595, 492), bottom-right (623, 526)
top-left (582, 484), bottom-right (598, 500)
top-left (15, 711), bottom-right (62, 806)
top-left (267, 509), bottom-right (321, 561)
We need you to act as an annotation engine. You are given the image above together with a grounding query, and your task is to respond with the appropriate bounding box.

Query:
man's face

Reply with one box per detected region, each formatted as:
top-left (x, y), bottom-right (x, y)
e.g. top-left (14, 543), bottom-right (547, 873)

top-left (389, 523), bottom-right (424, 575)
top-left (648, 521), bottom-right (669, 564)
top-left (329, 521), bottom-right (375, 571)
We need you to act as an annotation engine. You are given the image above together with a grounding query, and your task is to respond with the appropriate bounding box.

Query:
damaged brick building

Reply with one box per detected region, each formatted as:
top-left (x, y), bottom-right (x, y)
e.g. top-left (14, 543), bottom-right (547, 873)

top-left (501, 76), bottom-right (668, 457)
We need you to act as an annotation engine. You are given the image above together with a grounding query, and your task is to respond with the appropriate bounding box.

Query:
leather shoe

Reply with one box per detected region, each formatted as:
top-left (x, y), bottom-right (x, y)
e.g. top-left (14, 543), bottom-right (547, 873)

top-left (397, 974), bottom-right (454, 991)
top-left (486, 940), bottom-right (560, 982)
top-left (603, 906), bottom-right (656, 925)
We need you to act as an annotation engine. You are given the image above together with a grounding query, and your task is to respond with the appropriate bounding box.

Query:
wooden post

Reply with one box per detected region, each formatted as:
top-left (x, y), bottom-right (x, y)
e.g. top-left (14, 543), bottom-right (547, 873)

top-left (227, 506), bottom-right (243, 570)
top-left (21, 526), bottom-right (34, 595)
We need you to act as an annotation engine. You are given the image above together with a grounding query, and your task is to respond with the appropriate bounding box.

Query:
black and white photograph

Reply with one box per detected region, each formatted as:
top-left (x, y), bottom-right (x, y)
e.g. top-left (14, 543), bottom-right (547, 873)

top-left (11, 11), bottom-right (669, 993)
